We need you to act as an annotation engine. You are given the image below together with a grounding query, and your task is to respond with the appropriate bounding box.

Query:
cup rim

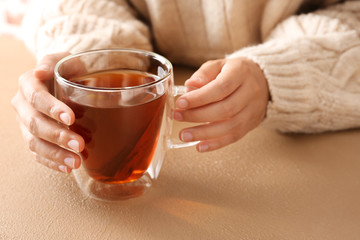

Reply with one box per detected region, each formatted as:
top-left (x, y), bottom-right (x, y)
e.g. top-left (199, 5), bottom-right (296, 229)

top-left (54, 48), bottom-right (173, 92)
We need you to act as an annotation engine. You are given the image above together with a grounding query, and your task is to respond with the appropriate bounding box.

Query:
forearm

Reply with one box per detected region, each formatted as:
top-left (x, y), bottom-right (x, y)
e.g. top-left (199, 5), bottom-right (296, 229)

top-left (228, 1), bottom-right (360, 133)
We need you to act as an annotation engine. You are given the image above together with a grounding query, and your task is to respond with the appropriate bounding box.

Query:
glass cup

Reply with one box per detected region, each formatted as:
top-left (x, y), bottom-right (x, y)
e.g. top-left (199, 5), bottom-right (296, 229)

top-left (54, 49), bottom-right (197, 201)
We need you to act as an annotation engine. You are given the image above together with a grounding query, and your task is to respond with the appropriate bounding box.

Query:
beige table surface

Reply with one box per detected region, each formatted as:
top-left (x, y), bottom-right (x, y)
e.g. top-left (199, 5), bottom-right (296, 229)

top-left (1, 36), bottom-right (360, 240)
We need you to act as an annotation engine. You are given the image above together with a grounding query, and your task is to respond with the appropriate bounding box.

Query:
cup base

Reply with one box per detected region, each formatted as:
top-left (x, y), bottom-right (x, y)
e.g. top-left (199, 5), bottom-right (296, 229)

top-left (72, 167), bottom-right (152, 201)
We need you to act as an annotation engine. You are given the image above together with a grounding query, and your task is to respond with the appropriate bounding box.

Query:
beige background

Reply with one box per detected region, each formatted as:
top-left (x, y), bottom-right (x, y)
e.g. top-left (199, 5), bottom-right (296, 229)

top-left (1, 36), bottom-right (360, 240)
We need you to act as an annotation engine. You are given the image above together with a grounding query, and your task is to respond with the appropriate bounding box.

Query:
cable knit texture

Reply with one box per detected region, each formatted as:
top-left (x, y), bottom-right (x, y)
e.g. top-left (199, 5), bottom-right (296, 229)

top-left (229, 1), bottom-right (360, 132)
top-left (22, 0), bottom-right (360, 133)
top-left (22, 0), bottom-right (153, 60)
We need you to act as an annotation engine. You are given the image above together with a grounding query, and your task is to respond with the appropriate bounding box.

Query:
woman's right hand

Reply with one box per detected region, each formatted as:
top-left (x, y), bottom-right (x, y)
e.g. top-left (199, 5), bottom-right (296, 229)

top-left (11, 53), bottom-right (85, 173)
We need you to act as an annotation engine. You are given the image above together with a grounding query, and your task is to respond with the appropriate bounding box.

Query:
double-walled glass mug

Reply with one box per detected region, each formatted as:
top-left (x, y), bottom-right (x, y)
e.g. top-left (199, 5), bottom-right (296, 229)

top-left (54, 49), bottom-right (197, 201)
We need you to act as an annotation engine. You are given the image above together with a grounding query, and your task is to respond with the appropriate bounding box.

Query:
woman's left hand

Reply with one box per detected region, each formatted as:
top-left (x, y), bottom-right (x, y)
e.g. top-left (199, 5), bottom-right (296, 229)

top-left (174, 57), bottom-right (270, 152)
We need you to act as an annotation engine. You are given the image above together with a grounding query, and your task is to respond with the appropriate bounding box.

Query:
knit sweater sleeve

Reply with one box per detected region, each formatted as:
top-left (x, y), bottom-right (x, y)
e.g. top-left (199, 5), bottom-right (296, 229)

top-left (227, 1), bottom-right (360, 133)
top-left (21, 0), bottom-right (152, 61)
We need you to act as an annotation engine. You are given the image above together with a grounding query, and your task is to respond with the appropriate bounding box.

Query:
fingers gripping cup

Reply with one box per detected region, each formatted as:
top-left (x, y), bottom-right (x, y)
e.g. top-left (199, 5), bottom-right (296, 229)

top-left (54, 49), bottom-right (196, 201)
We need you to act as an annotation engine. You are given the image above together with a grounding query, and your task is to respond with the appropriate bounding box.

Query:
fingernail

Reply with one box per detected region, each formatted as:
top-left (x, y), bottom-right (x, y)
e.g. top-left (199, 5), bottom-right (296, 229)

top-left (60, 113), bottom-right (71, 125)
top-left (174, 112), bottom-right (183, 121)
top-left (177, 99), bottom-right (188, 109)
top-left (68, 140), bottom-right (79, 152)
top-left (198, 143), bottom-right (209, 152)
top-left (181, 131), bottom-right (193, 142)
top-left (64, 157), bottom-right (75, 169)
top-left (35, 64), bottom-right (50, 72)
top-left (59, 165), bottom-right (68, 173)
top-left (186, 76), bottom-right (202, 84)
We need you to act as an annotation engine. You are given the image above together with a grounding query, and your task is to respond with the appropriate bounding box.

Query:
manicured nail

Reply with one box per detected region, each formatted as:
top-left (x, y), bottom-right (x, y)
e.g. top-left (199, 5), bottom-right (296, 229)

top-left (59, 113), bottom-right (71, 125)
top-left (186, 76), bottom-right (202, 84)
top-left (177, 99), bottom-right (188, 109)
top-left (68, 140), bottom-right (79, 152)
top-left (59, 165), bottom-right (68, 173)
top-left (181, 131), bottom-right (193, 142)
top-left (35, 64), bottom-right (50, 72)
top-left (174, 112), bottom-right (183, 121)
top-left (64, 157), bottom-right (75, 169)
top-left (198, 143), bottom-right (209, 152)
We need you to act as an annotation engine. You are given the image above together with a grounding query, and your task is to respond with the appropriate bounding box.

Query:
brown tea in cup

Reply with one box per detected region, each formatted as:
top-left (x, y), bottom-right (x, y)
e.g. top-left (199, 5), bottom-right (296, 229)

top-left (55, 49), bottom-right (198, 201)
top-left (57, 69), bottom-right (166, 184)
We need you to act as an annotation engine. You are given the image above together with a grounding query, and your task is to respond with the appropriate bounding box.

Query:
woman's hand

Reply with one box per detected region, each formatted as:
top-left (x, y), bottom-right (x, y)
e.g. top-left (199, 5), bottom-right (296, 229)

top-left (175, 58), bottom-right (269, 152)
top-left (11, 53), bottom-right (85, 173)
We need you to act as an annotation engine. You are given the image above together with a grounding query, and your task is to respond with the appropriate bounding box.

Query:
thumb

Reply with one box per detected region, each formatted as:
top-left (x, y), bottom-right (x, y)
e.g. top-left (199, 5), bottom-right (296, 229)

top-left (184, 59), bottom-right (225, 89)
top-left (33, 52), bottom-right (71, 81)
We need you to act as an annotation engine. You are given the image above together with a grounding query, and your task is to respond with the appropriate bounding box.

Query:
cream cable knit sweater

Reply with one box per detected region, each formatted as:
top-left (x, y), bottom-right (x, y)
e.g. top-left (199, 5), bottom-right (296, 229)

top-left (22, 0), bottom-right (360, 133)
